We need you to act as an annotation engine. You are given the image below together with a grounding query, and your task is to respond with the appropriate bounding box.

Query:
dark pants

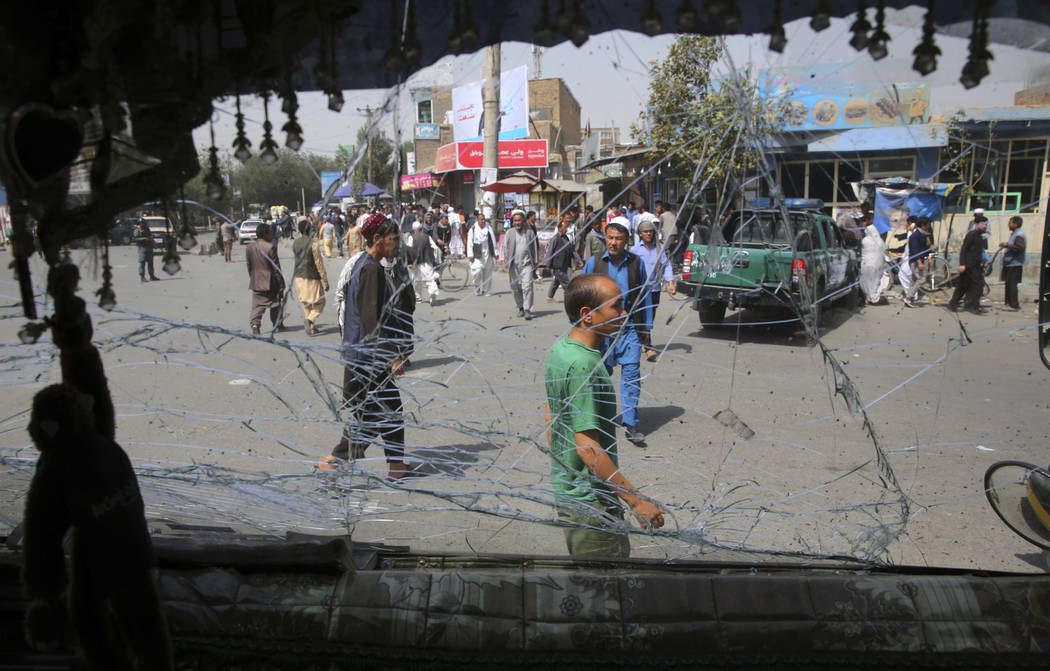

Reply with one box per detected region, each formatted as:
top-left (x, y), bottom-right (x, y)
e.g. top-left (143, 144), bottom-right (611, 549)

top-left (249, 290), bottom-right (283, 328)
top-left (137, 248), bottom-right (156, 279)
top-left (650, 290), bottom-right (661, 318)
top-left (547, 267), bottom-right (573, 299)
top-left (949, 266), bottom-right (983, 309)
top-left (1003, 265), bottom-right (1022, 309)
top-left (333, 363), bottom-right (405, 463)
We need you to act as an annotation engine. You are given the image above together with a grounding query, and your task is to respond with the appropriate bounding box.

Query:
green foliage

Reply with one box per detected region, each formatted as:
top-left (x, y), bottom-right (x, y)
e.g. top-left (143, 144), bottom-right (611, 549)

top-left (632, 35), bottom-right (784, 192)
top-left (182, 149), bottom-right (344, 215)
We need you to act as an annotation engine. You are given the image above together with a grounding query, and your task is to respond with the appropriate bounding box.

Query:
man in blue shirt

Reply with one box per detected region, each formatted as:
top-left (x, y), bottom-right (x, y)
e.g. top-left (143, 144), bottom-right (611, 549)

top-left (999, 216), bottom-right (1026, 310)
top-left (582, 222), bottom-right (651, 445)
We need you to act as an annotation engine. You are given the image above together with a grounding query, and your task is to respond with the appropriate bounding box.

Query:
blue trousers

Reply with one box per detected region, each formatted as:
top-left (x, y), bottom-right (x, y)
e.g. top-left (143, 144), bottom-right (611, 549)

top-left (615, 360), bottom-right (641, 428)
top-left (602, 326), bottom-right (642, 429)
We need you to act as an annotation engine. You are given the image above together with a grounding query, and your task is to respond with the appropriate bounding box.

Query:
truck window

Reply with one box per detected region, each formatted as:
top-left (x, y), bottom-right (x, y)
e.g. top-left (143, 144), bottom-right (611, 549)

top-left (822, 218), bottom-right (844, 249)
top-left (790, 213), bottom-right (813, 251)
top-left (683, 205), bottom-right (713, 244)
top-left (722, 211), bottom-right (793, 245)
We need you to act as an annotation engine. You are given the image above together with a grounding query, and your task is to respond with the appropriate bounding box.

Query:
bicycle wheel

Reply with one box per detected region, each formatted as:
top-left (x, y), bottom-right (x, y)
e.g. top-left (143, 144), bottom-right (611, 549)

top-left (440, 257), bottom-right (470, 292)
top-left (926, 255), bottom-right (950, 292)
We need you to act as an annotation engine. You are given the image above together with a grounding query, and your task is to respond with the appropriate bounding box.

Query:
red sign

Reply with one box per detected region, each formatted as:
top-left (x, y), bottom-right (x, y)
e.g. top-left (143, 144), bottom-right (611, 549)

top-left (462, 172), bottom-right (474, 184)
top-left (435, 143), bottom-right (459, 173)
top-left (400, 173), bottom-right (436, 191)
top-left (434, 139), bottom-right (548, 172)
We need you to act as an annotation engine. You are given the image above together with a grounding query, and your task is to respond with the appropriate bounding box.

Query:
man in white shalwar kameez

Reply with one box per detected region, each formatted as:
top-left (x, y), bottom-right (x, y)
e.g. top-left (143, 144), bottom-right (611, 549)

top-left (406, 221), bottom-right (440, 305)
top-left (467, 213), bottom-right (496, 296)
top-left (860, 224), bottom-right (891, 304)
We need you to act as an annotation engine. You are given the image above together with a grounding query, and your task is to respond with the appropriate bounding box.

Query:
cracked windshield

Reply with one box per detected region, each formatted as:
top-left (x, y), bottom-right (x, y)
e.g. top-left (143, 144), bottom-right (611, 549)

top-left (2, 9), bottom-right (1049, 572)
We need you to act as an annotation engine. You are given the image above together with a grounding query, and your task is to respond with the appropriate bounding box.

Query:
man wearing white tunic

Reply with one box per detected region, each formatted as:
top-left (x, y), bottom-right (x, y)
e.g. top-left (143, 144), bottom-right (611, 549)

top-left (467, 213), bottom-right (496, 296)
top-left (406, 221), bottom-right (440, 305)
top-left (897, 220), bottom-right (919, 307)
top-left (860, 223), bottom-right (891, 304)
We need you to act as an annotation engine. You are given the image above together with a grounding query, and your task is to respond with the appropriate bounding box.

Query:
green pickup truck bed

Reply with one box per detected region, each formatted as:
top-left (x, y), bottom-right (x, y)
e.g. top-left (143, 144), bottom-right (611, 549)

top-left (680, 206), bottom-right (860, 326)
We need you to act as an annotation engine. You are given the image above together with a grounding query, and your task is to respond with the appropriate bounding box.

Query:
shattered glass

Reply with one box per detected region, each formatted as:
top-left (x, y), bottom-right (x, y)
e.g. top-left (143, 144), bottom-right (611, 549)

top-left (1, 24), bottom-right (1047, 571)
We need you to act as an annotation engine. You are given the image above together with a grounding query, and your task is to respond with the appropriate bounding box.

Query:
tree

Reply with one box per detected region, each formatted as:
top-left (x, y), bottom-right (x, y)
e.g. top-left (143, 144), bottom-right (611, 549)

top-left (632, 35), bottom-right (784, 204)
top-left (182, 149), bottom-right (344, 216)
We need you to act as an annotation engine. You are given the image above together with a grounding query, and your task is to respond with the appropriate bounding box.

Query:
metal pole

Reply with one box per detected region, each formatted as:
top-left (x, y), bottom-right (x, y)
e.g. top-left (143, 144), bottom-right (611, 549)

top-left (480, 43), bottom-right (501, 219)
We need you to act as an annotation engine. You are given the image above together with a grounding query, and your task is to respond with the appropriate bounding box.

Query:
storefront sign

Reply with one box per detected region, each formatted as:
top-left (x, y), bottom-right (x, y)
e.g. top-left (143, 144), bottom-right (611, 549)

top-left (414, 123), bottom-right (441, 140)
top-left (435, 143), bottom-right (459, 172)
top-left (759, 66), bottom-right (931, 131)
top-left (400, 173), bottom-right (436, 190)
top-left (434, 139), bottom-right (548, 172)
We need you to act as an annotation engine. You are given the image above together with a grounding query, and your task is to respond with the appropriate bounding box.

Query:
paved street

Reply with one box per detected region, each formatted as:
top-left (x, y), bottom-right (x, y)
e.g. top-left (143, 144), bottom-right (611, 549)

top-left (0, 240), bottom-right (1046, 571)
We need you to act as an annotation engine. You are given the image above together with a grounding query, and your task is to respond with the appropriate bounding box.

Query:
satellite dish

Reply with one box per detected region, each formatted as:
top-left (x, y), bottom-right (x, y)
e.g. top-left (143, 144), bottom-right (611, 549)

top-left (984, 460), bottom-right (1050, 550)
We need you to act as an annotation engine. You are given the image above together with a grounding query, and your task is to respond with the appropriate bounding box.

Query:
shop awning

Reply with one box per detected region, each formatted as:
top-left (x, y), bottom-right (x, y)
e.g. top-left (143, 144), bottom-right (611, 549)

top-left (480, 171), bottom-right (540, 193)
top-left (531, 179), bottom-right (588, 194)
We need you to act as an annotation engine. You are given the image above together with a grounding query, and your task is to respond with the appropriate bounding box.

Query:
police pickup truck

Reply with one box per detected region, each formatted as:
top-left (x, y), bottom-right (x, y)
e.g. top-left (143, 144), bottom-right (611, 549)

top-left (680, 199), bottom-right (859, 327)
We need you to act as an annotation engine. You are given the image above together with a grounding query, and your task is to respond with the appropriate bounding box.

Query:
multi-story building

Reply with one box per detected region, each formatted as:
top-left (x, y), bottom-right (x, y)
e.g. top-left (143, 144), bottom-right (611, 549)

top-left (403, 76), bottom-right (582, 212)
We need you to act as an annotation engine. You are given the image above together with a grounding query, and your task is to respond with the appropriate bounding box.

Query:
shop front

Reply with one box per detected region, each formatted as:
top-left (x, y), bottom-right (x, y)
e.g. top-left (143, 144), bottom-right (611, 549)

top-left (435, 139), bottom-right (549, 212)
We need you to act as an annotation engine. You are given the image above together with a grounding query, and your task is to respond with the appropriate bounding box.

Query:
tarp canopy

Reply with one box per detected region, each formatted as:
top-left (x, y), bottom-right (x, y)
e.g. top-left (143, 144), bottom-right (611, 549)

top-left (330, 182), bottom-right (387, 199)
top-left (862, 179), bottom-right (960, 233)
top-left (359, 183), bottom-right (387, 198)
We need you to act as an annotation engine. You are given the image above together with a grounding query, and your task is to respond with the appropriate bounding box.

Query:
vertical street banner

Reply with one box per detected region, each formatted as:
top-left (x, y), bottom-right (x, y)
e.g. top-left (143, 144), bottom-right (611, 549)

top-left (452, 65), bottom-right (529, 142)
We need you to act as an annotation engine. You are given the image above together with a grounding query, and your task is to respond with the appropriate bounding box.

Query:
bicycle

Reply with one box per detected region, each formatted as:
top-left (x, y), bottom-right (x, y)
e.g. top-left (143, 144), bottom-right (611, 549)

top-left (435, 252), bottom-right (470, 292)
top-left (920, 249), bottom-right (997, 298)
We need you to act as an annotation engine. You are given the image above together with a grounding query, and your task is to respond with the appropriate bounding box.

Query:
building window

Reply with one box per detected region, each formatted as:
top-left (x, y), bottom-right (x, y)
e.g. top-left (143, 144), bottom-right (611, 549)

top-left (417, 100), bottom-right (433, 124)
top-left (808, 162), bottom-right (835, 203)
top-left (941, 137), bottom-right (1047, 213)
top-left (836, 160), bottom-right (863, 203)
top-left (782, 163), bottom-right (806, 198)
top-left (779, 158), bottom-right (869, 210)
top-left (866, 156), bottom-right (915, 176)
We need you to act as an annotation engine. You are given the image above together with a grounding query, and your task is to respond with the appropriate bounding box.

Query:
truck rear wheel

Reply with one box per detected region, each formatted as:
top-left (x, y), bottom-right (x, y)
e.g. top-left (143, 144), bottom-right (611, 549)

top-left (699, 301), bottom-right (726, 326)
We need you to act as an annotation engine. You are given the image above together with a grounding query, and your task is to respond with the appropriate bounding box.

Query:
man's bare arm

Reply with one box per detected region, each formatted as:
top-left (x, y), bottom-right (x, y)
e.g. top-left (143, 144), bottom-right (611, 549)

top-left (574, 429), bottom-right (665, 528)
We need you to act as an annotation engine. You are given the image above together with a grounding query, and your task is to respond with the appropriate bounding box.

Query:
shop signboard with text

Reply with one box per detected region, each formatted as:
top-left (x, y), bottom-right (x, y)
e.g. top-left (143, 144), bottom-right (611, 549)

top-left (400, 173), bottom-right (436, 191)
top-left (434, 139), bottom-right (548, 172)
top-left (414, 123), bottom-right (441, 140)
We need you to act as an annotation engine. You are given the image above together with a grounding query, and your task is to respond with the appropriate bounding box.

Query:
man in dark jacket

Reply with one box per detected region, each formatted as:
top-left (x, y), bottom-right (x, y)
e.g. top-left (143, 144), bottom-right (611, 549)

top-left (320, 213), bottom-right (411, 481)
top-left (246, 222), bottom-right (286, 334)
top-left (545, 211), bottom-right (581, 302)
top-left (949, 215), bottom-right (988, 313)
top-left (134, 220), bottom-right (158, 282)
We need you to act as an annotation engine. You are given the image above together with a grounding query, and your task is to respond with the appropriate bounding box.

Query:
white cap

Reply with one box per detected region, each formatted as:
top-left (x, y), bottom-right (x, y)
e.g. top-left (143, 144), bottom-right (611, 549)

top-left (973, 208), bottom-right (984, 215)
top-left (411, 221), bottom-right (422, 230)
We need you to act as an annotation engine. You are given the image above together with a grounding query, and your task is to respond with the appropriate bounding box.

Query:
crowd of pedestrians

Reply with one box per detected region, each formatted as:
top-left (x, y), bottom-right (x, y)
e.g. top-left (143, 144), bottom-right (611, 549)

top-left (853, 209), bottom-right (1028, 313)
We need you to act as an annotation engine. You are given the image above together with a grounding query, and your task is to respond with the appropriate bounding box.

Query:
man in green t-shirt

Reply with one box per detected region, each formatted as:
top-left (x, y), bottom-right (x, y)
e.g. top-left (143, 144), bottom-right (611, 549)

top-left (545, 274), bottom-right (666, 558)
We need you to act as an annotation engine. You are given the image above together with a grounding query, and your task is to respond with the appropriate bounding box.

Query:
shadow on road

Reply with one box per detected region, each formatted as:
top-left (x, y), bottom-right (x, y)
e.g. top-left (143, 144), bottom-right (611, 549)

top-left (695, 304), bottom-right (858, 346)
top-left (409, 355), bottom-right (464, 369)
top-left (1015, 552), bottom-right (1049, 571)
top-left (408, 442), bottom-right (500, 477)
top-left (639, 405), bottom-right (686, 434)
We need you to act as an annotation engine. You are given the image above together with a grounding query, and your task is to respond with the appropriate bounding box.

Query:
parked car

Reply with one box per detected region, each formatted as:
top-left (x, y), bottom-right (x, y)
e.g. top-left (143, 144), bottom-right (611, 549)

top-left (239, 219), bottom-right (262, 244)
top-left (679, 198), bottom-right (859, 328)
top-left (108, 218), bottom-right (137, 245)
top-left (141, 216), bottom-right (171, 249)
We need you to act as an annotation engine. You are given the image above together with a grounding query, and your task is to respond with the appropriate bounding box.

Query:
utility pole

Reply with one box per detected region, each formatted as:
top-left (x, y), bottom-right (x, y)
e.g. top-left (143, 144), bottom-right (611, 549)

top-left (357, 105), bottom-right (375, 188)
top-left (480, 43), bottom-right (501, 219)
